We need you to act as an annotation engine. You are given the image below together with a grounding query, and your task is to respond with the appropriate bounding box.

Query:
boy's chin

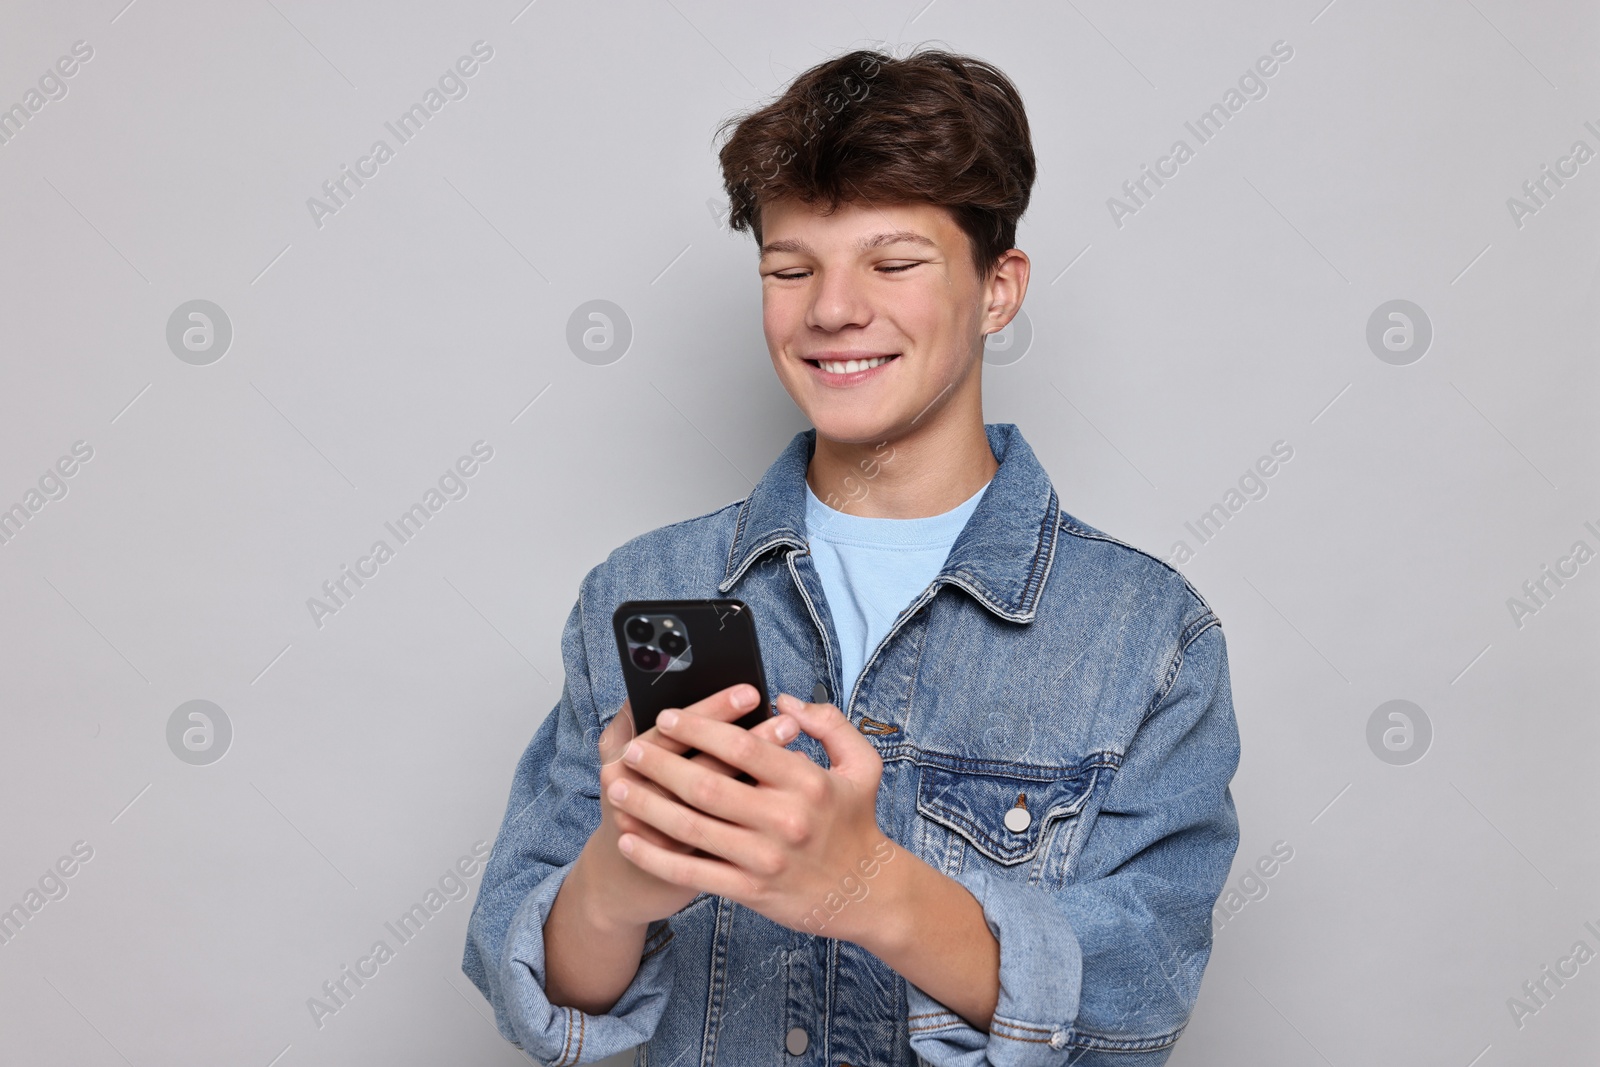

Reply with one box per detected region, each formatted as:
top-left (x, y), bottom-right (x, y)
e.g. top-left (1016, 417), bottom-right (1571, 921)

top-left (806, 407), bottom-right (901, 446)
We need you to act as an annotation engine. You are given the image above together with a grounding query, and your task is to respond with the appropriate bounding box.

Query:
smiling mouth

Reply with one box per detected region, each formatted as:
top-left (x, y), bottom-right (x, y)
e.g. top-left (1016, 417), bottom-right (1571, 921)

top-left (805, 354), bottom-right (899, 374)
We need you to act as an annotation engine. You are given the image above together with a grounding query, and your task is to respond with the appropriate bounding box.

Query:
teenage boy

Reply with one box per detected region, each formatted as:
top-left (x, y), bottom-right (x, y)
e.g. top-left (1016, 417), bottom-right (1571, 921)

top-left (465, 47), bottom-right (1241, 1066)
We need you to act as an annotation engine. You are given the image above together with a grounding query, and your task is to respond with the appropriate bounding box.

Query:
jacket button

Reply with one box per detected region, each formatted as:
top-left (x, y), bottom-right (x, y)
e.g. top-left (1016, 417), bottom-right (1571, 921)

top-left (811, 681), bottom-right (829, 704)
top-left (785, 1026), bottom-right (809, 1054)
top-left (1004, 806), bottom-right (1032, 833)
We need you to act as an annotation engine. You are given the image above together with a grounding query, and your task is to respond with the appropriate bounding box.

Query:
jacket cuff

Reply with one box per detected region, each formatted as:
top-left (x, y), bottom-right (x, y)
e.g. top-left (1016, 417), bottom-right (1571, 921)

top-left (495, 859), bottom-right (677, 1064)
top-left (905, 868), bottom-right (1082, 1066)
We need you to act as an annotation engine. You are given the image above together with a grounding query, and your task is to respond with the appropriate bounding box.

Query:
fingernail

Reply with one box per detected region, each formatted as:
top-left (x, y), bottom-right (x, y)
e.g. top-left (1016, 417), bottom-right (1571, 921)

top-left (658, 709), bottom-right (679, 729)
top-left (608, 780), bottom-right (628, 802)
top-left (776, 692), bottom-right (797, 711)
top-left (624, 741), bottom-right (643, 764)
top-left (618, 834), bottom-right (635, 856)
top-left (732, 686), bottom-right (757, 710)
top-left (774, 716), bottom-right (798, 743)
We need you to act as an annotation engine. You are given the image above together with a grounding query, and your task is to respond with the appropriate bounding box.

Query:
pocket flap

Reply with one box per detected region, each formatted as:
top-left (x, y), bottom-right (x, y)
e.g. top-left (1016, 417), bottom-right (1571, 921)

top-left (916, 761), bottom-right (1097, 865)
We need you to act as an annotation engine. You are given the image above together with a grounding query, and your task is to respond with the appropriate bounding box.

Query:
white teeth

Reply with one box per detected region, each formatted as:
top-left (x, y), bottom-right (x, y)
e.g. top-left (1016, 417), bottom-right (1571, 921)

top-left (816, 355), bottom-right (891, 374)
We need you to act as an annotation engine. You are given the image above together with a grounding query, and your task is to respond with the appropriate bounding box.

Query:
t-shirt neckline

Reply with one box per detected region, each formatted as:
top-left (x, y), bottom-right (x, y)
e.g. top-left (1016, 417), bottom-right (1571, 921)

top-left (803, 478), bottom-right (991, 549)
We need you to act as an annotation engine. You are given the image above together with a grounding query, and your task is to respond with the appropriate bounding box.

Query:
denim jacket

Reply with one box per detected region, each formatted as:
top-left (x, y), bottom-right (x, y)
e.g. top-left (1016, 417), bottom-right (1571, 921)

top-left (463, 422), bottom-right (1241, 1066)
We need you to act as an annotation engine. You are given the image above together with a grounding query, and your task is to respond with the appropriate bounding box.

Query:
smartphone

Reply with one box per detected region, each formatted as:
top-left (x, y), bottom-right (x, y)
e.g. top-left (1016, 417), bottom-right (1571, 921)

top-left (612, 599), bottom-right (772, 747)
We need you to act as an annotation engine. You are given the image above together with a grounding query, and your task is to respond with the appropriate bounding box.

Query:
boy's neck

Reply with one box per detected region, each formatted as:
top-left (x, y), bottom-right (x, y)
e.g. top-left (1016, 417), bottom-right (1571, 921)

top-left (805, 407), bottom-right (998, 520)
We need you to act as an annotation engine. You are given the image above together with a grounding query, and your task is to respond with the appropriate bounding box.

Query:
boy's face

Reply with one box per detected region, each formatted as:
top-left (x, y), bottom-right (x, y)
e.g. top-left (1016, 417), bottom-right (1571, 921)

top-left (757, 198), bottom-right (1025, 446)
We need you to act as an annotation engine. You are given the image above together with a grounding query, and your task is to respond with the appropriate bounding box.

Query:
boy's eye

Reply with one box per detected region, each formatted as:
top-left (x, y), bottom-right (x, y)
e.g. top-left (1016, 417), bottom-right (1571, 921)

top-left (769, 263), bottom-right (918, 279)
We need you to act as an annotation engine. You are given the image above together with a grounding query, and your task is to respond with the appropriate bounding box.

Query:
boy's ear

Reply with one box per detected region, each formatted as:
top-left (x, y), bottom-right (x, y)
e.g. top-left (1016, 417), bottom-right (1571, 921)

top-left (983, 249), bottom-right (1031, 333)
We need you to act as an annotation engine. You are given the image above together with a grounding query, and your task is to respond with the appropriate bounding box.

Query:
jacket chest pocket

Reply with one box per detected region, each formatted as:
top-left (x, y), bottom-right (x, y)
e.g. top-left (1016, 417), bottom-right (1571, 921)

top-left (914, 759), bottom-right (1098, 885)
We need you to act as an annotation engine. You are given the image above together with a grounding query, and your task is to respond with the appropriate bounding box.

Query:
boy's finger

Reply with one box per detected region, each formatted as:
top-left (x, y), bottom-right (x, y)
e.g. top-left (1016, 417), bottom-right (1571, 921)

top-left (603, 685), bottom-right (774, 772)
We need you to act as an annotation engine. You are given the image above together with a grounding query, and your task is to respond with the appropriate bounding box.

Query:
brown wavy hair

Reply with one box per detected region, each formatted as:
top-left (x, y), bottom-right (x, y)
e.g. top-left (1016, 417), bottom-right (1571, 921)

top-left (715, 48), bottom-right (1036, 280)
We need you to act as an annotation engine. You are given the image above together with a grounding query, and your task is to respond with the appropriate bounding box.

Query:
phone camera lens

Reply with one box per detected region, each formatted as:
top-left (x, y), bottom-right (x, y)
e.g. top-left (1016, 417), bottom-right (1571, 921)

top-left (625, 617), bottom-right (654, 643)
top-left (631, 645), bottom-right (662, 671)
top-left (658, 631), bottom-right (687, 656)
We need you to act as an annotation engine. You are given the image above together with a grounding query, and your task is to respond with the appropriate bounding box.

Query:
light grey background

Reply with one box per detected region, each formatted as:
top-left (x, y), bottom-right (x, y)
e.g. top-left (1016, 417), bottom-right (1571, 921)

top-left (1, 1), bottom-right (1595, 1064)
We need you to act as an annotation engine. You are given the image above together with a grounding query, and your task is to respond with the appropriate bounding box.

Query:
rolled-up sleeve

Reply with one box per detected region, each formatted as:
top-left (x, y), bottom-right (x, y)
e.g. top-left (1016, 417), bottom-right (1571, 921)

top-left (462, 566), bottom-right (678, 1064)
top-left (907, 618), bottom-right (1241, 1066)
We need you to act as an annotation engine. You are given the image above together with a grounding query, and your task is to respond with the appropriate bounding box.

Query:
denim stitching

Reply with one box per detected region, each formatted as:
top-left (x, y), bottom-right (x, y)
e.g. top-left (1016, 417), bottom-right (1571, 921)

top-left (1144, 614), bottom-right (1219, 725)
top-left (899, 749), bottom-right (1120, 779)
top-left (917, 800), bottom-right (1085, 865)
top-left (640, 928), bottom-right (675, 962)
top-left (722, 533), bottom-right (803, 592)
top-left (557, 1004), bottom-right (574, 1065)
top-left (1057, 514), bottom-right (1219, 623)
top-left (699, 897), bottom-right (733, 1067)
top-left (1018, 487), bottom-right (1061, 611)
top-left (723, 496), bottom-right (753, 580)
top-left (1064, 1022), bottom-right (1187, 1052)
top-left (899, 587), bottom-right (931, 735)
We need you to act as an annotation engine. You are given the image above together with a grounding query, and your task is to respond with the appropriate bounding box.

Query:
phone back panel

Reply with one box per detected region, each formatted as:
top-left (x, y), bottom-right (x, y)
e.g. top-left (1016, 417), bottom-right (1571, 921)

top-left (611, 599), bottom-right (771, 735)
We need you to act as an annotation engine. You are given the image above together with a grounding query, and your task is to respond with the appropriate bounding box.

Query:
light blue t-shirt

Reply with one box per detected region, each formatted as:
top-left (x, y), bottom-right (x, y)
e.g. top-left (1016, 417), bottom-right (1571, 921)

top-left (803, 477), bottom-right (990, 709)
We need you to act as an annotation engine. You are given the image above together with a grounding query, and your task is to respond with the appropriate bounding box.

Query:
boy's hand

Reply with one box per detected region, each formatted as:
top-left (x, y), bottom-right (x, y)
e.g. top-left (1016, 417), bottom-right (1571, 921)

top-left (604, 692), bottom-right (894, 944)
top-left (574, 684), bottom-right (796, 932)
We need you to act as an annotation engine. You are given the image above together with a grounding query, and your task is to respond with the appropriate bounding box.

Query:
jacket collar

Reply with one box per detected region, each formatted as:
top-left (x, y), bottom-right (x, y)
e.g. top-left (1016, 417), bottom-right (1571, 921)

top-left (718, 423), bottom-right (1060, 623)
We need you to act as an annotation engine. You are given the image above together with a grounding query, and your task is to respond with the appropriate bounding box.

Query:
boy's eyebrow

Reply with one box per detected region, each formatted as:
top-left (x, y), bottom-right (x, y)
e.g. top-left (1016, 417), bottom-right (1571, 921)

top-left (759, 230), bottom-right (936, 257)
